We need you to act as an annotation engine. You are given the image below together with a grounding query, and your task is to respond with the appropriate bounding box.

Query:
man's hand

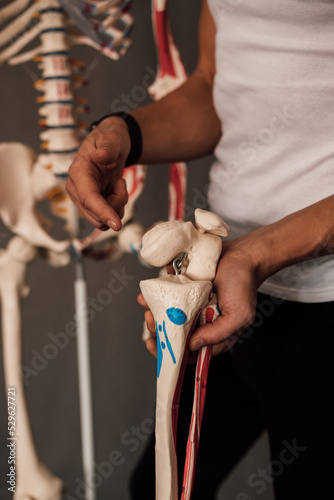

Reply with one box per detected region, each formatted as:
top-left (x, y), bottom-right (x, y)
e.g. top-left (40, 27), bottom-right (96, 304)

top-left (189, 239), bottom-right (262, 356)
top-left (139, 237), bottom-right (263, 359)
top-left (66, 116), bottom-right (131, 231)
top-left (190, 194), bottom-right (334, 356)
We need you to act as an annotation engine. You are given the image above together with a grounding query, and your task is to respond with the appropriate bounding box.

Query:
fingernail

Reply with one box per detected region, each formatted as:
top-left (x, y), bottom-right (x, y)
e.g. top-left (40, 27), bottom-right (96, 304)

top-left (107, 220), bottom-right (119, 231)
top-left (190, 339), bottom-right (205, 351)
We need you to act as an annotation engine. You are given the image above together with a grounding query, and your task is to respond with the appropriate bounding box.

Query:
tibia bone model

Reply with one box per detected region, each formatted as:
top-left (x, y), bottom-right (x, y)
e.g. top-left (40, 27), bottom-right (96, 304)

top-left (0, 237), bottom-right (64, 500)
top-left (140, 209), bottom-right (229, 500)
top-left (140, 275), bottom-right (212, 500)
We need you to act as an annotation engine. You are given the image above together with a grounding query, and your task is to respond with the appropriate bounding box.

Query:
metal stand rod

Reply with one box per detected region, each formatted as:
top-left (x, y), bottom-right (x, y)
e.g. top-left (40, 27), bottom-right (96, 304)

top-left (73, 206), bottom-right (96, 500)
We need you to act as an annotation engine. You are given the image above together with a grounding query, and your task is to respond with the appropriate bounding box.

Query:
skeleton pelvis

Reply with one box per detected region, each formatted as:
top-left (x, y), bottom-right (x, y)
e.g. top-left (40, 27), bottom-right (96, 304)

top-left (140, 274), bottom-right (212, 500)
top-left (0, 142), bottom-right (69, 254)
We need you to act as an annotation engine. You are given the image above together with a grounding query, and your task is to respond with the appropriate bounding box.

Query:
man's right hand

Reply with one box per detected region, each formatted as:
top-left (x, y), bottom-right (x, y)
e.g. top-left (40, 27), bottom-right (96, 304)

top-left (66, 116), bottom-right (130, 231)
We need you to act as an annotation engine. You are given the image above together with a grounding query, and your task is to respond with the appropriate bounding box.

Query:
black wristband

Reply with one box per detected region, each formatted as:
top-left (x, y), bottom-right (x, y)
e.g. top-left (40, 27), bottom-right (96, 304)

top-left (90, 112), bottom-right (143, 167)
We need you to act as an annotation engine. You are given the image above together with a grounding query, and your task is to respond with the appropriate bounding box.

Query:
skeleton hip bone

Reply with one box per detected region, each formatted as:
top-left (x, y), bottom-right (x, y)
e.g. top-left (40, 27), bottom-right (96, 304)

top-left (0, 142), bottom-right (69, 254)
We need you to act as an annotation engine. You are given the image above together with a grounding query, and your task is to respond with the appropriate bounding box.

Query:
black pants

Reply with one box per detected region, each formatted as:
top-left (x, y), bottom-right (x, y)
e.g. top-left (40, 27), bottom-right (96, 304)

top-left (130, 293), bottom-right (334, 499)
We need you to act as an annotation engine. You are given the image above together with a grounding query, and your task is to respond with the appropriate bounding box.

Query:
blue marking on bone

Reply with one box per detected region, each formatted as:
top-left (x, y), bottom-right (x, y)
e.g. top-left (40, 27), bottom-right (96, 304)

top-left (163, 321), bottom-right (176, 365)
top-left (130, 243), bottom-right (139, 255)
top-left (39, 8), bottom-right (65, 14)
top-left (41, 51), bottom-right (70, 57)
top-left (44, 76), bottom-right (71, 81)
top-left (156, 317), bottom-right (178, 378)
top-left (166, 307), bottom-right (187, 326)
top-left (156, 321), bottom-right (163, 379)
top-left (54, 173), bottom-right (69, 179)
top-left (41, 28), bottom-right (66, 34)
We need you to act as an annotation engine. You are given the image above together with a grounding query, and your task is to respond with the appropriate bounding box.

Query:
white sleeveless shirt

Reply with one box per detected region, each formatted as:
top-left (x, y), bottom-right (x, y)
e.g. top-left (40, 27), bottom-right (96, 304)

top-left (207, 0), bottom-right (334, 302)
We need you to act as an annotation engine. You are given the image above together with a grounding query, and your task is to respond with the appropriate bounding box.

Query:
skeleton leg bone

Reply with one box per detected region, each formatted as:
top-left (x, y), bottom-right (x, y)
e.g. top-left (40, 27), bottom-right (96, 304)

top-left (140, 275), bottom-right (212, 500)
top-left (0, 238), bottom-right (63, 500)
top-left (140, 210), bottom-right (229, 499)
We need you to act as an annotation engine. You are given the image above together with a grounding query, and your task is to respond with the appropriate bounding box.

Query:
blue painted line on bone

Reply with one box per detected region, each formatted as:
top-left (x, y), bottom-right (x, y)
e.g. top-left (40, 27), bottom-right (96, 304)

top-left (163, 321), bottom-right (176, 365)
top-left (156, 321), bottom-right (163, 379)
top-left (130, 243), bottom-right (139, 255)
top-left (42, 51), bottom-right (70, 57)
top-left (41, 28), bottom-right (66, 34)
top-left (42, 100), bottom-right (76, 105)
top-left (166, 307), bottom-right (187, 326)
top-left (54, 173), bottom-right (69, 179)
top-left (44, 76), bottom-right (71, 81)
top-left (69, 243), bottom-right (77, 258)
top-left (39, 8), bottom-right (65, 14)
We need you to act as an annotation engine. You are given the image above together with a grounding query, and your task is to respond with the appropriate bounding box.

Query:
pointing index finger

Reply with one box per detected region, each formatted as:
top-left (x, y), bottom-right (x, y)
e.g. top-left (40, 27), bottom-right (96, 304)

top-left (68, 155), bottom-right (123, 230)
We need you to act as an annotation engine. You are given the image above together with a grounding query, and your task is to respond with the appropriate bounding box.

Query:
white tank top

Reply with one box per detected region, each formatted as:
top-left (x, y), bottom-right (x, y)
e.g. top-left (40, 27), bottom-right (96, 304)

top-left (207, 0), bottom-right (334, 302)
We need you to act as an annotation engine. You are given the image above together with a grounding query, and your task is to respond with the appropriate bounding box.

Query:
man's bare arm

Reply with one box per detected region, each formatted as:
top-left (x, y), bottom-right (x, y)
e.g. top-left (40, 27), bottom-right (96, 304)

top-left (189, 194), bottom-right (334, 355)
top-left (132, 0), bottom-right (220, 164)
top-left (66, 1), bottom-right (219, 230)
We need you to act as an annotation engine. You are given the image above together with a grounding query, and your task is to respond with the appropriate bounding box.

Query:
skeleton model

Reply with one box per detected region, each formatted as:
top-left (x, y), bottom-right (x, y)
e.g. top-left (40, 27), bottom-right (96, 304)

top-left (0, 0), bottom-right (145, 259)
top-left (0, 0), bottom-right (193, 499)
top-left (140, 209), bottom-right (230, 500)
top-left (0, 2), bottom-right (146, 500)
top-left (150, 0), bottom-right (188, 222)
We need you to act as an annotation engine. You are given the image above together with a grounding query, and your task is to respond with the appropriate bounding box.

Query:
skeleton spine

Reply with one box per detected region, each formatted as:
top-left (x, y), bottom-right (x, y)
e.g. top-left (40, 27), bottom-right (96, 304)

top-left (34, 6), bottom-right (88, 177)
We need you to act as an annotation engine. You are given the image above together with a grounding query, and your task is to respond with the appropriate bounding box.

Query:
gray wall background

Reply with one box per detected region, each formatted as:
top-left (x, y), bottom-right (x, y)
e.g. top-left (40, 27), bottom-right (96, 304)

top-left (0, 1), bottom-right (274, 499)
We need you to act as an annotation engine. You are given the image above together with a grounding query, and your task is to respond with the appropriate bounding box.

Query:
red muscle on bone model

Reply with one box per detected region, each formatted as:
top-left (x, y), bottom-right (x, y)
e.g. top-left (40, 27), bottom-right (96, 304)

top-left (150, 0), bottom-right (188, 223)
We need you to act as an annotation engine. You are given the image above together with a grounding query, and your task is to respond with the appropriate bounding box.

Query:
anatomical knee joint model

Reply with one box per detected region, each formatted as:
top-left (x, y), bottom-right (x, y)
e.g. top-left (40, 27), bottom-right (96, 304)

top-left (140, 209), bottom-right (229, 500)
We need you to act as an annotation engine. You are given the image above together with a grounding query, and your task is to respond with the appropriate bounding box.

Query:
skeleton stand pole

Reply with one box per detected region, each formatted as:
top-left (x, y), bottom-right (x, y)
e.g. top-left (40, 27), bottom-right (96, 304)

top-left (73, 208), bottom-right (96, 500)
